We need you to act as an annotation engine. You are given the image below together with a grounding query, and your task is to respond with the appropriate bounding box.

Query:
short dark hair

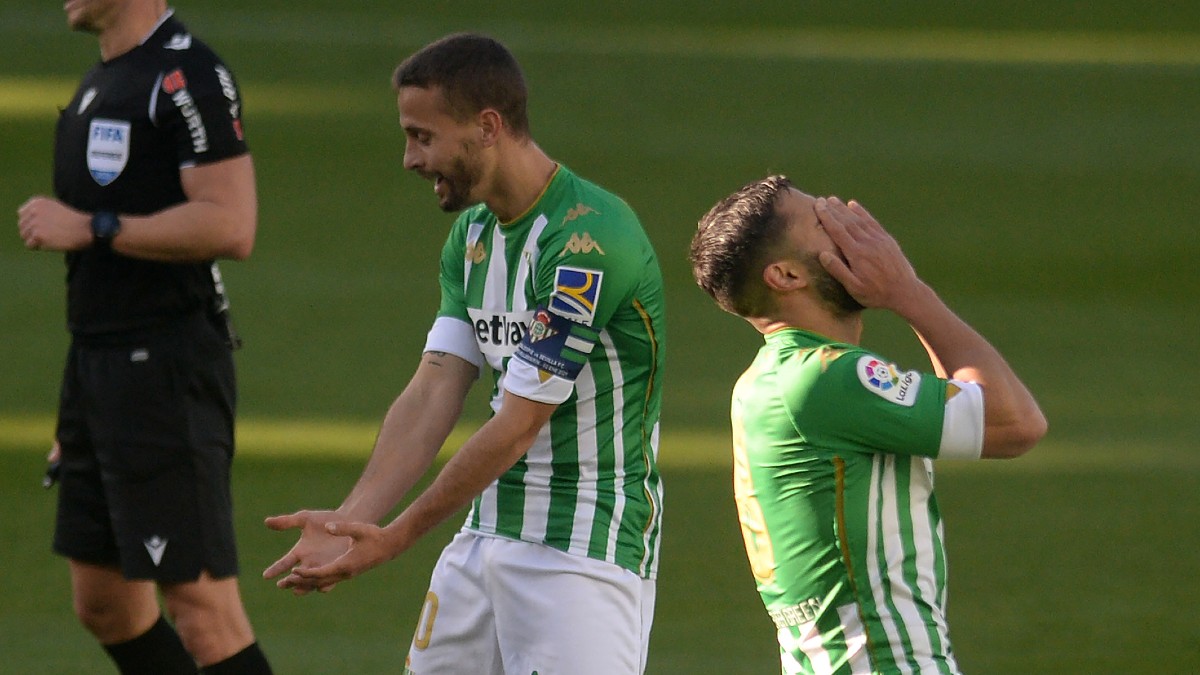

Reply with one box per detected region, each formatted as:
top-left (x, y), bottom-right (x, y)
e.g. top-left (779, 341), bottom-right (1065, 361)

top-left (393, 33), bottom-right (531, 138)
top-left (690, 175), bottom-right (795, 317)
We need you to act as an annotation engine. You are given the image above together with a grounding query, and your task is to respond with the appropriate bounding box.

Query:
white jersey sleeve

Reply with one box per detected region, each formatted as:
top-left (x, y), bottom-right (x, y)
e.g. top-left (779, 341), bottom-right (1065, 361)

top-left (937, 380), bottom-right (984, 460)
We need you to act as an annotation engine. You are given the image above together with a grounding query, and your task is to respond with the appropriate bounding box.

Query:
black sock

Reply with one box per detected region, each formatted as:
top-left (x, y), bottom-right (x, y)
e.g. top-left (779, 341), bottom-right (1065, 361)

top-left (103, 615), bottom-right (198, 675)
top-left (200, 642), bottom-right (273, 675)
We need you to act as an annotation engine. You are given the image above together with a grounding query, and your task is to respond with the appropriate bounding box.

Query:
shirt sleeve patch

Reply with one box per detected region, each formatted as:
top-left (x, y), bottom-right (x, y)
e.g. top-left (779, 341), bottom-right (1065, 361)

top-left (856, 355), bottom-right (922, 407)
top-left (514, 308), bottom-right (599, 382)
top-left (548, 265), bottom-right (603, 326)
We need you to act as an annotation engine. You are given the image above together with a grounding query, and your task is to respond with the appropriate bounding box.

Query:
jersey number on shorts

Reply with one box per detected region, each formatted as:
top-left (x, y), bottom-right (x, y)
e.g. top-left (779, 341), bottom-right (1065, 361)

top-left (412, 591), bottom-right (440, 650)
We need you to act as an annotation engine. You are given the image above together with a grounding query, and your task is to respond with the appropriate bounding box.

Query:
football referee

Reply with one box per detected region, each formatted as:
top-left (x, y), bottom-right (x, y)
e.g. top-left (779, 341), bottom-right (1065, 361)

top-left (16, 1), bottom-right (271, 673)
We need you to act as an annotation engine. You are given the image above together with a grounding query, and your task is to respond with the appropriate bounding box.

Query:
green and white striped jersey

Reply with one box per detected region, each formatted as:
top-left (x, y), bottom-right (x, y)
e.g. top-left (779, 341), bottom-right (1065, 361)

top-left (424, 165), bottom-right (666, 578)
top-left (730, 328), bottom-right (983, 674)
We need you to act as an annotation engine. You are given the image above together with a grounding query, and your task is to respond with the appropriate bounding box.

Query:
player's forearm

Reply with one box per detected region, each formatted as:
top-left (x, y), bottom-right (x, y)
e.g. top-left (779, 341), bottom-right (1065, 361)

top-left (898, 283), bottom-right (1047, 456)
top-left (338, 386), bottom-right (464, 523)
top-left (382, 399), bottom-right (547, 550)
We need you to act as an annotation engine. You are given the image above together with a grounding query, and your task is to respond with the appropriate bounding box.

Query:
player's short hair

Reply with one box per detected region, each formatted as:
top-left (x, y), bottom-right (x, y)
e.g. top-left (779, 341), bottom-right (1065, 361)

top-left (690, 175), bottom-right (795, 317)
top-left (393, 33), bottom-right (531, 139)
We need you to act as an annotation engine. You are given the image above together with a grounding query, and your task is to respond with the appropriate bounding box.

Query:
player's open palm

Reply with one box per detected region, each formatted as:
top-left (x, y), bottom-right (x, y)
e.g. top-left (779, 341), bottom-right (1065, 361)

top-left (814, 196), bottom-right (923, 314)
top-left (288, 521), bottom-right (400, 590)
top-left (263, 509), bottom-right (352, 594)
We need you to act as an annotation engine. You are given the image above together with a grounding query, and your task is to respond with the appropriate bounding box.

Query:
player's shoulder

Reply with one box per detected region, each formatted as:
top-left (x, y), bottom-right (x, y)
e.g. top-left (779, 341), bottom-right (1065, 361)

top-left (554, 167), bottom-right (641, 231)
top-left (804, 345), bottom-right (929, 410)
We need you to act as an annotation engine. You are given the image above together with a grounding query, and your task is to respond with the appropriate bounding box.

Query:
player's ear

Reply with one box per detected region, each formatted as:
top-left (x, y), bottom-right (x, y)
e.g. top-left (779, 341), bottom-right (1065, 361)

top-left (762, 260), bottom-right (808, 293)
top-left (477, 108), bottom-right (502, 146)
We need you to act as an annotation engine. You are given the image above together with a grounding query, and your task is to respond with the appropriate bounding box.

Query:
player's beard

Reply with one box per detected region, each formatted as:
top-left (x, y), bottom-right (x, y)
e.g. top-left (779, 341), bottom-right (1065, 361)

top-left (435, 148), bottom-right (485, 213)
top-left (804, 253), bottom-right (865, 318)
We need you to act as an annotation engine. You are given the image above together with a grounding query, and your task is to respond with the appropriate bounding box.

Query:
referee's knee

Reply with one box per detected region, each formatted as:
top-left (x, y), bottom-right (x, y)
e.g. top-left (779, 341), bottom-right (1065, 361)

top-left (162, 573), bottom-right (256, 663)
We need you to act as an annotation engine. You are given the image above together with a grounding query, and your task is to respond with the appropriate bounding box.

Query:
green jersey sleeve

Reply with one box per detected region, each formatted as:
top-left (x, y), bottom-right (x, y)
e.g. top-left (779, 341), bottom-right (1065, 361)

top-left (786, 346), bottom-right (949, 459)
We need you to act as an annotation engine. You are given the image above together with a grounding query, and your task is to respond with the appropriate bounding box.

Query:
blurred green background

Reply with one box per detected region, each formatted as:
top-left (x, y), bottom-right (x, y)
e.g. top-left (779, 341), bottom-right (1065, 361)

top-left (2, 1), bottom-right (1197, 673)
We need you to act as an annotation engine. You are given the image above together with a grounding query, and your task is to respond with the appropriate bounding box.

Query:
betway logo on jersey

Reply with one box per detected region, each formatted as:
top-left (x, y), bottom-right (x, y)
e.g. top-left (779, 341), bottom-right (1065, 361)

top-left (162, 68), bottom-right (208, 154)
top-left (466, 308), bottom-right (534, 358)
top-left (87, 119), bottom-right (131, 186)
top-left (857, 356), bottom-right (921, 407)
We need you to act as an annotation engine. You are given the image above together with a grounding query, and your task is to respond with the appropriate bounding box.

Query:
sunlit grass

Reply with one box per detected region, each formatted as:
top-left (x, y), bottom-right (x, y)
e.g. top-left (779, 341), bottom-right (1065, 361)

top-left (0, 77), bottom-right (385, 120)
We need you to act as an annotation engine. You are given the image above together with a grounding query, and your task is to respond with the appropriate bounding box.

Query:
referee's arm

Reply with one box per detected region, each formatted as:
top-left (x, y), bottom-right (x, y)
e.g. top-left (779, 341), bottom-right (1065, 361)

top-left (17, 154), bottom-right (256, 262)
top-left (112, 154), bottom-right (257, 262)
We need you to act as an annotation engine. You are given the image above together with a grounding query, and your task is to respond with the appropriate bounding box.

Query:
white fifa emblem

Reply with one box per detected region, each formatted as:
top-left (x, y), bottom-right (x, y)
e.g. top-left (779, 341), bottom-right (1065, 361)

top-left (87, 118), bottom-right (131, 186)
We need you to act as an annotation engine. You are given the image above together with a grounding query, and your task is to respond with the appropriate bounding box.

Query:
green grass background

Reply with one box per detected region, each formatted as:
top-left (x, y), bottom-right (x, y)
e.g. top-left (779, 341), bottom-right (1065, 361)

top-left (2, 1), bottom-right (1198, 672)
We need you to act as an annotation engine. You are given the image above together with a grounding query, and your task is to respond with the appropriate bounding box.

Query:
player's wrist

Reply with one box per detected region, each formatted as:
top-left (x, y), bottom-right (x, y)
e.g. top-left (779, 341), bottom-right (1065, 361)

top-left (90, 210), bottom-right (121, 250)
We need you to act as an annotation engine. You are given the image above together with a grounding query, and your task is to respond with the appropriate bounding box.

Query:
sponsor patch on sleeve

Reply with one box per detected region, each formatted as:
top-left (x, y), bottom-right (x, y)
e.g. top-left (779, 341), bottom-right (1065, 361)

top-left (514, 308), bottom-right (599, 383)
top-left (548, 265), bottom-right (603, 326)
top-left (856, 355), bottom-right (922, 407)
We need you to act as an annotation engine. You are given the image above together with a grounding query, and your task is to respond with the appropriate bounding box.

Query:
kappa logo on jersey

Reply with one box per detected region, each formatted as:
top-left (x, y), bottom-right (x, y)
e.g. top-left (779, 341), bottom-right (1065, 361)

top-left (465, 240), bottom-right (487, 264)
top-left (77, 87), bottom-right (98, 114)
top-left (558, 232), bottom-right (605, 257)
top-left (857, 355), bottom-right (921, 407)
top-left (549, 266), bottom-right (603, 325)
top-left (561, 202), bottom-right (598, 225)
top-left (164, 33), bottom-right (192, 51)
top-left (86, 118), bottom-right (131, 186)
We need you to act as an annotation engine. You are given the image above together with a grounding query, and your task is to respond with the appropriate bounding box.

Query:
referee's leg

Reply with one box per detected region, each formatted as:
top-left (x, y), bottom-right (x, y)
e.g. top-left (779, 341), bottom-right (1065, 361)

top-left (68, 559), bottom-right (197, 674)
top-left (161, 571), bottom-right (270, 671)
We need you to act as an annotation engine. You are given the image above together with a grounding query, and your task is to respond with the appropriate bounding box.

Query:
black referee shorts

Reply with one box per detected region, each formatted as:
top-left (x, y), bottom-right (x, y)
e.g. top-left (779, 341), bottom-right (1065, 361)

top-left (52, 311), bottom-right (240, 583)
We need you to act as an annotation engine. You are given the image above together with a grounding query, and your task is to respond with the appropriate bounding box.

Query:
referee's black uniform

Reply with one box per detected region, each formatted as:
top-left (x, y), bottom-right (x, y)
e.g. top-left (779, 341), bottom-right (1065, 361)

top-left (51, 11), bottom-right (249, 584)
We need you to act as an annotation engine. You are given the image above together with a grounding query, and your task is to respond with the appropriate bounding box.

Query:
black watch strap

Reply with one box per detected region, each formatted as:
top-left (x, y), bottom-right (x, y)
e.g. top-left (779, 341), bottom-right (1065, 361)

top-left (91, 211), bottom-right (121, 249)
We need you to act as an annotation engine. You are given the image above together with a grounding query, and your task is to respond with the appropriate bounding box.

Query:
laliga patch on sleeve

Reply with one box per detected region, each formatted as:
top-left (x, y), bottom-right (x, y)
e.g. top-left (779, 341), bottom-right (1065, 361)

top-left (856, 355), bottom-right (921, 407)
top-left (549, 266), bottom-right (603, 326)
top-left (514, 308), bottom-right (599, 383)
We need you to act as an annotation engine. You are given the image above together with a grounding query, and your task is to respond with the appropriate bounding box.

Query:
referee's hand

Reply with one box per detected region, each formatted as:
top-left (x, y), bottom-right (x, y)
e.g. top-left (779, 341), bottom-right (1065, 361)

top-left (17, 196), bottom-right (93, 252)
top-left (42, 441), bottom-right (62, 489)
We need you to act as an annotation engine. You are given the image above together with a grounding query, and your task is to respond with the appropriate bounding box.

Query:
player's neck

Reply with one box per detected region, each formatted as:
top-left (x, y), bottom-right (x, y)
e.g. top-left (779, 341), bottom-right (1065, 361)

top-left (486, 141), bottom-right (558, 224)
top-left (751, 311), bottom-right (862, 345)
top-left (96, 3), bottom-right (168, 61)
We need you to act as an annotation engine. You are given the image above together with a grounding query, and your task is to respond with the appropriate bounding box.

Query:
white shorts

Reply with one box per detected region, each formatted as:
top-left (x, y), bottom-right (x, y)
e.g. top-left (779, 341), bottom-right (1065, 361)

top-left (403, 530), bottom-right (656, 675)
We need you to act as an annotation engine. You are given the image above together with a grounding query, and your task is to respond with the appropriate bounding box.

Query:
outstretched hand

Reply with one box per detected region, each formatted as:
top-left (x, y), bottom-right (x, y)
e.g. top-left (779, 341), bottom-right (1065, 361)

top-left (263, 510), bottom-right (353, 595)
top-left (814, 196), bottom-right (927, 315)
top-left (285, 520), bottom-right (402, 591)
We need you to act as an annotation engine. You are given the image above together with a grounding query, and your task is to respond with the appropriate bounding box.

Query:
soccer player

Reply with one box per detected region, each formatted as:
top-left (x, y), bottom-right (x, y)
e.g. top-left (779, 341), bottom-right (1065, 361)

top-left (688, 176), bottom-right (1046, 674)
top-left (264, 33), bottom-right (667, 675)
top-left (16, 0), bottom-right (270, 673)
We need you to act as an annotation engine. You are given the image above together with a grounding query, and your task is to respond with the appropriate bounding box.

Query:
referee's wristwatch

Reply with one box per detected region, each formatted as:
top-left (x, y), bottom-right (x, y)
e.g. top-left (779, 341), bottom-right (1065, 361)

top-left (90, 210), bottom-right (121, 249)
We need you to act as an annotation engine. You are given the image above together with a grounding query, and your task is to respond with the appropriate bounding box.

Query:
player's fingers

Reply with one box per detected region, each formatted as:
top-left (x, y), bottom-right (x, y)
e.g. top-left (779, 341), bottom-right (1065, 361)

top-left (264, 512), bottom-right (307, 531)
top-left (818, 250), bottom-right (857, 289)
top-left (262, 552), bottom-right (299, 579)
top-left (816, 198), bottom-right (860, 249)
top-left (292, 561), bottom-right (351, 584)
top-left (324, 521), bottom-right (369, 540)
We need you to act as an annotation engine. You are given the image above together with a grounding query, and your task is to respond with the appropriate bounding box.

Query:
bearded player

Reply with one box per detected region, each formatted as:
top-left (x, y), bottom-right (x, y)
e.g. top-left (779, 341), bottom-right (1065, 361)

top-left (689, 176), bottom-right (1045, 674)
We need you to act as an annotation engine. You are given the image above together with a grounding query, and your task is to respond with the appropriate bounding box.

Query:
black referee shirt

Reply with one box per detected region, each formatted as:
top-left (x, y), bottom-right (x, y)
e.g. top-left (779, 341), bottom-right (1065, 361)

top-left (54, 12), bottom-right (249, 336)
